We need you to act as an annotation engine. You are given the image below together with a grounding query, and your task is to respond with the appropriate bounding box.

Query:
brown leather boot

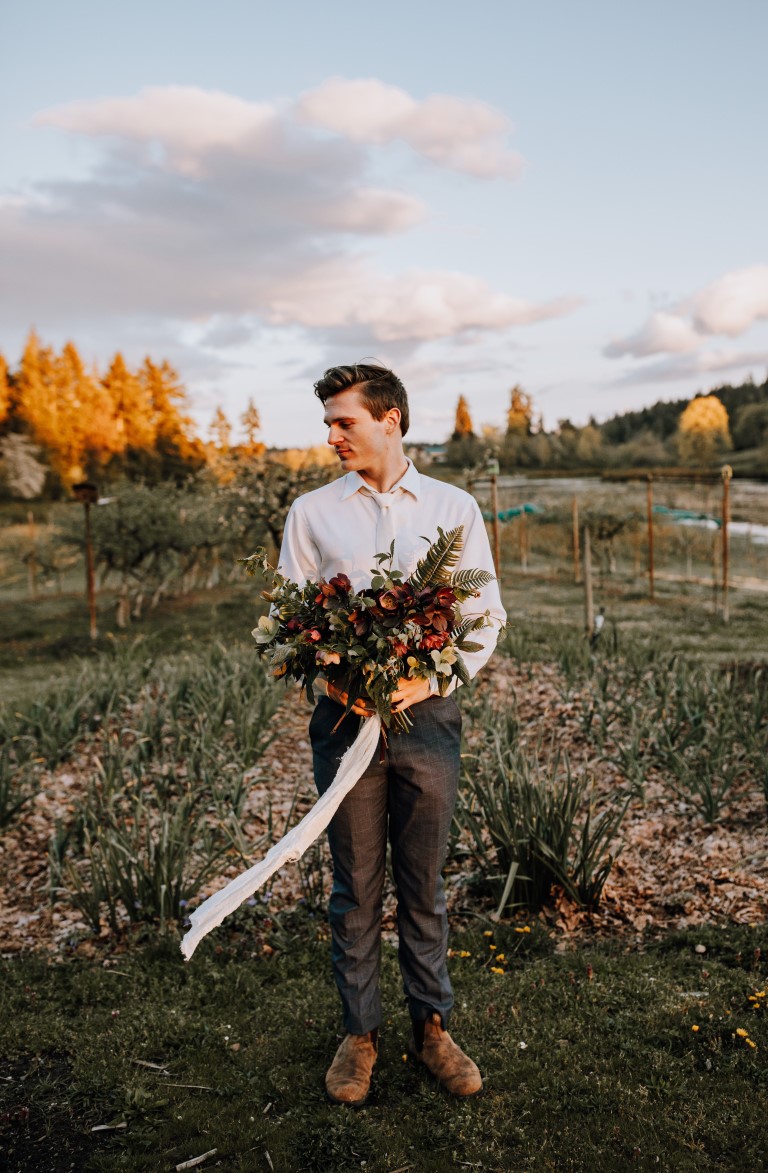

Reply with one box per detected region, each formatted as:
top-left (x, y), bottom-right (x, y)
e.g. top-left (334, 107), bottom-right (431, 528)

top-left (325, 1030), bottom-right (378, 1106)
top-left (410, 1013), bottom-right (482, 1097)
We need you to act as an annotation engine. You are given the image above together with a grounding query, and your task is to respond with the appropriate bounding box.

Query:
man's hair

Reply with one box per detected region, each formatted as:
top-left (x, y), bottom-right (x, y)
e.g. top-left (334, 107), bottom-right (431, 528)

top-left (313, 363), bottom-right (409, 437)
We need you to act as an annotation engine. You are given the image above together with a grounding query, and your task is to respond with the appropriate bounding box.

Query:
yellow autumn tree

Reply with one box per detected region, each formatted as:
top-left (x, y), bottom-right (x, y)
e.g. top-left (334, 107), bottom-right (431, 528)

top-left (138, 358), bottom-right (206, 476)
top-left (239, 398), bottom-right (265, 457)
top-left (507, 385), bottom-right (533, 436)
top-left (103, 352), bottom-right (157, 453)
top-left (677, 395), bottom-right (732, 466)
top-left (452, 394), bottom-right (474, 438)
top-left (14, 331), bottom-right (58, 456)
top-left (54, 342), bottom-right (124, 482)
top-left (0, 353), bottom-right (10, 427)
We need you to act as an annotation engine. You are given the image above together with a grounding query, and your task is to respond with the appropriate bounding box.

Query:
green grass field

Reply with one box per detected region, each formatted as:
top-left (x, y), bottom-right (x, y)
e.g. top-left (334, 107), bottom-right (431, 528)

top-left (2, 920), bottom-right (767, 1172)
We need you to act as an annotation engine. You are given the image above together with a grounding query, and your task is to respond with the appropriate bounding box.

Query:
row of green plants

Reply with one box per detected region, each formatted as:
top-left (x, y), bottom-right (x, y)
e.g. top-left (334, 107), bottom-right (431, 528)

top-left (2, 624), bottom-right (765, 939)
top-left (540, 629), bottom-right (768, 821)
top-left (2, 641), bottom-right (282, 932)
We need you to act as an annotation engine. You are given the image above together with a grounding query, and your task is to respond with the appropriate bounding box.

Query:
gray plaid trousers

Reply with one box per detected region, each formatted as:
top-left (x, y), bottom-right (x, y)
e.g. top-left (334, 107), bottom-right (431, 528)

top-left (310, 695), bottom-right (461, 1035)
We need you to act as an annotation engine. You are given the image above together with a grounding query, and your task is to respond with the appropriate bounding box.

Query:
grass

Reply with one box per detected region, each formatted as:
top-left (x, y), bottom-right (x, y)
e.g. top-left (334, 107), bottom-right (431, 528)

top-left (1, 919), bottom-right (767, 1172)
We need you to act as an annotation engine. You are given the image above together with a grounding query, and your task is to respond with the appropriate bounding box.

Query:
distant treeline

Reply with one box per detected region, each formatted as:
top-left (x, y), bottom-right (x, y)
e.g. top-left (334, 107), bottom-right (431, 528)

top-left (443, 378), bottom-right (768, 473)
top-left (0, 332), bottom-right (267, 500)
top-left (599, 379), bottom-right (768, 447)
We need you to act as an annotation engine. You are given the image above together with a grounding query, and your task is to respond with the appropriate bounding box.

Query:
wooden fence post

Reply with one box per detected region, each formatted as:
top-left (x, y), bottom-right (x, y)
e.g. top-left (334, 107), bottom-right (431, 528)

top-left (583, 524), bottom-right (594, 634)
top-left (722, 464), bottom-right (732, 623)
top-left (646, 475), bottom-right (655, 601)
top-left (572, 497), bottom-right (581, 582)
top-left (488, 460), bottom-right (501, 582)
top-left (27, 510), bottom-right (38, 599)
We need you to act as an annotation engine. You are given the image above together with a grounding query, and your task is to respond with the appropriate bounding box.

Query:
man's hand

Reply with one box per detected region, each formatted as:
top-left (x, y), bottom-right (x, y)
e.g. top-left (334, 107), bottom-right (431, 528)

top-left (326, 680), bottom-right (376, 717)
top-left (391, 676), bottom-right (432, 713)
top-left (325, 677), bottom-right (432, 716)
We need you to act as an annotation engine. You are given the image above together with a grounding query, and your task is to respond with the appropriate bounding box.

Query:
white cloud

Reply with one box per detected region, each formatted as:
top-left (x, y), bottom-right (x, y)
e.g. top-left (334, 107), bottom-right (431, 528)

top-left (604, 311), bottom-right (701, 358)
top-left (33, 86), bottom-right (279, 176)
top-left (615, 347), bottom-right (768, 385)
top-left (606, 265), bottom-right (768, 363)
top-left (692, 265), bottom-right (768, 336)
top-left (311, 186), bottom-right (425, 234)
top-left (267, 263), bottom-right (580, 342)
top-left (1, 78), bottom-right (581, 406)
top-left (296, 77), bottom-right (524, 179)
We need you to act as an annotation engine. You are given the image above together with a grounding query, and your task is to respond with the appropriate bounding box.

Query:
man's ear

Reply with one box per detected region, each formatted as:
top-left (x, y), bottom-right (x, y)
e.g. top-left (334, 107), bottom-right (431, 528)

top-left (385, 407), bottom-right (402, 435)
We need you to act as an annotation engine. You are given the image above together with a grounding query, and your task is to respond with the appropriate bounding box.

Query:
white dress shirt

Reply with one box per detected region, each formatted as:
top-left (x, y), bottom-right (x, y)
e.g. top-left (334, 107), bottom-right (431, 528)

top-left (277, 459), bottom-right (506, 686)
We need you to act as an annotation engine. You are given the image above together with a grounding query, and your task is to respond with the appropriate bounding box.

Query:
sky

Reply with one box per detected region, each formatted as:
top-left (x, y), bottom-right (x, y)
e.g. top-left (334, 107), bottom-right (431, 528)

top-left (1, 0), bottom-right (767, 447)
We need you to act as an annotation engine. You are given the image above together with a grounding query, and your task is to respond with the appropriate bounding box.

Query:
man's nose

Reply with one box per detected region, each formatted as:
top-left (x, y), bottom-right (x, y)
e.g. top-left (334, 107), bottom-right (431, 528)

top-left (328, 425), bottom-right (341, 447)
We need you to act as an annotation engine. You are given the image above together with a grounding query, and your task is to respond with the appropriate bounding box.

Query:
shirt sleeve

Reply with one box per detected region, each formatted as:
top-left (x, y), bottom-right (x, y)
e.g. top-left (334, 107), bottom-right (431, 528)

top-left (277, 500), bottom-right (322, 585)
top-left (452, 496), bottom-right (507, 685)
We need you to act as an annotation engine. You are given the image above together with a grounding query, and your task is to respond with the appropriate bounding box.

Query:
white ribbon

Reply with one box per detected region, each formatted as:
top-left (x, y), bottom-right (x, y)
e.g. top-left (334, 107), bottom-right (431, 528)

top-left (180, 713), bottom-right (381, 960)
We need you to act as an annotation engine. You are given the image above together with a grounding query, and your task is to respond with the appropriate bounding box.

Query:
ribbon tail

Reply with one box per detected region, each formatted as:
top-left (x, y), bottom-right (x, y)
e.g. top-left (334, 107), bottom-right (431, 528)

top-left (180, 714), bottom-right (381, 961)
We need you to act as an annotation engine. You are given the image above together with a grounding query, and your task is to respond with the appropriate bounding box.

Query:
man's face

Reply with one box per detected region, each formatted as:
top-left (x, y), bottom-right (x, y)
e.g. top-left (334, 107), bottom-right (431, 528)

top-left (323, 386), bottom-right (397, 473)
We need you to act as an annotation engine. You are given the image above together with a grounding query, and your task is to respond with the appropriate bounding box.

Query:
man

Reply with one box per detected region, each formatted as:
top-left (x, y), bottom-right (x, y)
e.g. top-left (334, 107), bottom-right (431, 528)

top-left (278, 363), bottom-right (506, 1105)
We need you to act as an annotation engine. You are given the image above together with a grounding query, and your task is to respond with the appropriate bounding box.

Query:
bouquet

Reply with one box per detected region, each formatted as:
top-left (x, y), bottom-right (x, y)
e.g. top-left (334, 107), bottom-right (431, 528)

top-left (243, 525), bottom-right (495, 731)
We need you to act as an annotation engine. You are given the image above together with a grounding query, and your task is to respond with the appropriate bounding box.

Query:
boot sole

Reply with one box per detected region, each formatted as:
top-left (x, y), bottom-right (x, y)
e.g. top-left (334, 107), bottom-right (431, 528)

top-left (325, 1086), bottom-right (371, 1108)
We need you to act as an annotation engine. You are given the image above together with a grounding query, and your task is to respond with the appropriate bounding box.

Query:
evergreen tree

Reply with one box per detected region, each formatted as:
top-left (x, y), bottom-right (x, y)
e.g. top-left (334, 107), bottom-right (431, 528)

top-left (0, 353), bottom-right (9, 427)
top-left (506, 386), bottom-right (533, 435)
top-left (240, 398), bottom-right (262, 450)
top-left (452, 394), bottom-right (474, 439)
top-left (14, 331), bottom-right (58, 458)
top-left (209, 406), bottom-right (232, 449)
top-left (103, 352), bottom-right (157, 453)
top-left (138, 358), bottom-right (206, 480)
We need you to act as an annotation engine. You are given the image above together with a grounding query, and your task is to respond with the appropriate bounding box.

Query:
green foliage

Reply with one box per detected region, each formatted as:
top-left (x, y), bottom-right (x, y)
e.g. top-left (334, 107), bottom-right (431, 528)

top-left (410, 525), bottom-right (464, 591)
top-left (457, 710), bottom-right (628, 912)
top-left (62, 784), bottom-right (236, 933)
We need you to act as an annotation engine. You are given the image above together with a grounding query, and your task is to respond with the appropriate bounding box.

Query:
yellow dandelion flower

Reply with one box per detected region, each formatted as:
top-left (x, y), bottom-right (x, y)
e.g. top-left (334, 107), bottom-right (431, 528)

top-left (736, 1028), bottom-right (749, 1038)
top-left (459, 950), bottom-right (472, 958)
top-left (747, 1039), bottom-right (757, 1049)
top-left (402, 1053), bottom-right (408, 1062)
top-left (489, 943), bottom-right (497, 950)
top-left (515, 926), bottom-right (532, 933)
top-left (483, 930), bottom-right (493, 938)
top-left (691, 1025), bottom-right (700, 1032)
top-left (490, 966), bottom-right (505, 975)
top-left (496, 954), bottom-right (506, 963)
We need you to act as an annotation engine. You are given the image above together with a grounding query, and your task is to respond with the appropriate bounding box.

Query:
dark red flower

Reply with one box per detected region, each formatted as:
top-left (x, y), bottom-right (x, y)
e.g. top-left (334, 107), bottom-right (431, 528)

top-left (304, 628), bottom-right (322, 643)
top-left (391, 639), bottom-right (409, 657)
top-left (420, 631), bottom-right (450, 651)
top-left (329, 573), bottom-right (352, 594)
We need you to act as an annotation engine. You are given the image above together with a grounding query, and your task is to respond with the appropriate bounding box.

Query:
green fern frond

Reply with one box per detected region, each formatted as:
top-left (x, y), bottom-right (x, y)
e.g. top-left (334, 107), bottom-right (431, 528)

top-left (411, 526), bottom-right (464, 591)
top-left (452, 614), bottom-right (488, 642)
top-left (449, 568), bottom-right (494, 600)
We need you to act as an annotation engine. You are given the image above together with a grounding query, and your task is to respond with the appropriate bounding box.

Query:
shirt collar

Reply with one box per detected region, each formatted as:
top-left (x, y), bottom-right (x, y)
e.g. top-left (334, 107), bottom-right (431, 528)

top-left (340, 457), bottom-right (421, 501)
